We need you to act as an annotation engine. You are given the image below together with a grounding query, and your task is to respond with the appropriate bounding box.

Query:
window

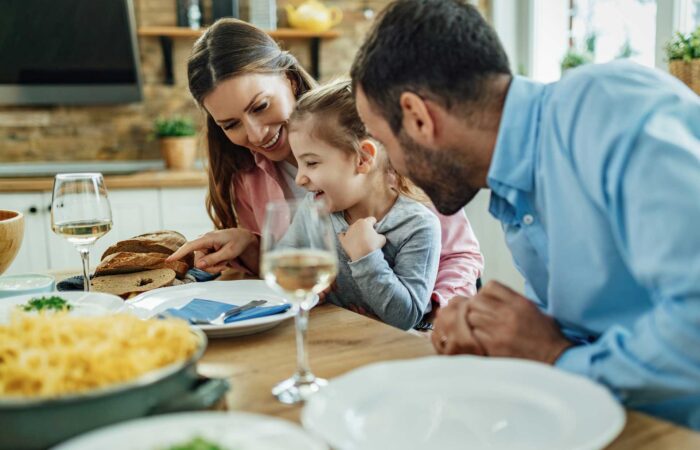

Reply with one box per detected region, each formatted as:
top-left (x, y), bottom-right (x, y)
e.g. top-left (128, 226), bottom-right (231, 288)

top-left (678, 0), bottom-right (700, 31)
top-left (507, 0), bottom-right (700, 82)
top-left (570, 0), bottom-right (657, 68)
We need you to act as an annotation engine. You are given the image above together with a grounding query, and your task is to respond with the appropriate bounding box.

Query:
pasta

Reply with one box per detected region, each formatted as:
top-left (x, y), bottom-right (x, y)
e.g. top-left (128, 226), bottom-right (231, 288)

top-left (0, 312), bottom-right (198, 397)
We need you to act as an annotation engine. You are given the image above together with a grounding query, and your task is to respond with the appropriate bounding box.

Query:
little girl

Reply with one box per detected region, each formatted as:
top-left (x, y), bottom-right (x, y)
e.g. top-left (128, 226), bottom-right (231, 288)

top-left (285, 79), bottom-right (441, 330)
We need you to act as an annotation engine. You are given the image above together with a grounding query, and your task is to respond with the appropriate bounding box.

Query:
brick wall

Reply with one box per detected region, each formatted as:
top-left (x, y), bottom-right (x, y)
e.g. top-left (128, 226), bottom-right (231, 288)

top-left (0, 0), bottom-right (488, 163)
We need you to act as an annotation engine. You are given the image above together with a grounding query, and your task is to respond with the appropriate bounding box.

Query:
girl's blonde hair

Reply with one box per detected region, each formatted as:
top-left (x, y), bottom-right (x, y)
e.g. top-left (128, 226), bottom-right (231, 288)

top-left (289, 78), bottom-right (427, 202)
top-left (187, 18), bottom-right (317, 229)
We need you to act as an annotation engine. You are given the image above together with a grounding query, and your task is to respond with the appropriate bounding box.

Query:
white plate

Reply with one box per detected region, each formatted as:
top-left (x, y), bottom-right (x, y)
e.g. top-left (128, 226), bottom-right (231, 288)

top-left (53, 411), bottom-right (328, 450)
top-left (0, 290), bottom-right (125, 324)
top-left (302, 356), bottom-right (625, 450)
top-left (127, 280), bottom-right (296, 338)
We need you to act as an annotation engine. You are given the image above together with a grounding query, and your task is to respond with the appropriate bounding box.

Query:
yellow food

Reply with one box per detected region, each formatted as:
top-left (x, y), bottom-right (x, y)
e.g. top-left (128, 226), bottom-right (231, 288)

top-left (0, 312), bottom-right (198, 397)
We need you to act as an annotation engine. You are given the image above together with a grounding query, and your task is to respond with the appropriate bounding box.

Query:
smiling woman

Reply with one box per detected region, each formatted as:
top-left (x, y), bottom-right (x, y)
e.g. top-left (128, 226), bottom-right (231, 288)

top-left (168, 18), bottom-right (484, 310)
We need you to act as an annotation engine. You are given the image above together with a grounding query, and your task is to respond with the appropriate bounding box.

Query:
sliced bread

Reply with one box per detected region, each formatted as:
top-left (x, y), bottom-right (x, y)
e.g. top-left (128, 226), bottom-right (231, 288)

top-left (101, 230), bottom-right (194, 267)
top-left (95, 252), bottom-right (190, 279)
top-left (91, 268), bottom-right (176, 299)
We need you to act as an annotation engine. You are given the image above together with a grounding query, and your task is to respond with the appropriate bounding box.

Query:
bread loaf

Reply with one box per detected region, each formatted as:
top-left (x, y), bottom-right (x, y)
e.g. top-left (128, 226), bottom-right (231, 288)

top-left (101, 230), bottom-right (194, 268)
top-left (95, 252), bottom-right (189, 279)
top-left (91, 268), bottom-right (177, 299)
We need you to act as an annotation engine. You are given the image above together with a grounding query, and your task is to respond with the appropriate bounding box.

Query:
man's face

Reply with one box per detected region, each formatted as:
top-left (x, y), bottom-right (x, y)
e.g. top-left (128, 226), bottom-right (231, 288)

top-left (355, 87), bottom-right (480, 215)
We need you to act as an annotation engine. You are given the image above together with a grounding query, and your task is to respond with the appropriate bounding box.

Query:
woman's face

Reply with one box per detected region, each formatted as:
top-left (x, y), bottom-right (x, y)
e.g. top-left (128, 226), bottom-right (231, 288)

top-left (203, 73), bottom-right (297, 162)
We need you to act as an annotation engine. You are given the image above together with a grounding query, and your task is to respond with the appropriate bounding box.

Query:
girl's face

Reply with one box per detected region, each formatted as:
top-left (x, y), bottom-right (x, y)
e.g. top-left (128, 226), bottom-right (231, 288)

top-left (203, 73), bottom-right (297, 162)
top-left (289, 121), bottom-right (366, 213)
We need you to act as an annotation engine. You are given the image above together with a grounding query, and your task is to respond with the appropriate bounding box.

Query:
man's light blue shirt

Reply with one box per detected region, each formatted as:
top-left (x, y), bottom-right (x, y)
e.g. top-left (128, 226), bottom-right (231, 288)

top-left (487, 61), bottom-right (700, 428)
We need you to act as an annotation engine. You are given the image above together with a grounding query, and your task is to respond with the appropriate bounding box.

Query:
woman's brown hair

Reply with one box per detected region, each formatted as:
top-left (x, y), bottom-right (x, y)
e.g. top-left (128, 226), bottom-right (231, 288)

top-left (187, 18), bottom-right (316, 229)
top-left (289, 78), bottom-right (427, 202)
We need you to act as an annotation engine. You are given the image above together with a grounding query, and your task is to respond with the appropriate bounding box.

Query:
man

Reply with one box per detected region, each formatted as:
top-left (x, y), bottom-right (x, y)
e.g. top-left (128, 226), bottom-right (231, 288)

top-left (350, 0), bottom-right (700, 429)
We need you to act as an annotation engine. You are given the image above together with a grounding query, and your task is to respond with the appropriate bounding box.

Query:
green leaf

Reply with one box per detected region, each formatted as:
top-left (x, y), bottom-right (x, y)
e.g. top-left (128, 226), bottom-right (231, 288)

top-left (153, 117), bottom-right (197, 138)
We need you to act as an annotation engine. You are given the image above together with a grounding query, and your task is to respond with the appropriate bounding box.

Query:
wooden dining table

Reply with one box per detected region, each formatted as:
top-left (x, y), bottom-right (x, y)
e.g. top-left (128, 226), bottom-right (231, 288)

top-left (199, 303), bottom-right (700, 450)
top-left (49, 269), bottom-right (700, 449)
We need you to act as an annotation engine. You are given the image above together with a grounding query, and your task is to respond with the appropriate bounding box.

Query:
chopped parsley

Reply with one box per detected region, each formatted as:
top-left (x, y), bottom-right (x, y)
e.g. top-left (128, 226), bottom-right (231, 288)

top-left (21, 296), bottom-right (72, 312)
top-left (163, 437), bottom-right (228, 450)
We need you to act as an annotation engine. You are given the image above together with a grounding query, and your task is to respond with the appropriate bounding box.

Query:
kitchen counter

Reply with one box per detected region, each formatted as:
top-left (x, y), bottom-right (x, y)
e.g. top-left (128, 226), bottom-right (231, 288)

top-left (0, 169), bottom-right (207, 192)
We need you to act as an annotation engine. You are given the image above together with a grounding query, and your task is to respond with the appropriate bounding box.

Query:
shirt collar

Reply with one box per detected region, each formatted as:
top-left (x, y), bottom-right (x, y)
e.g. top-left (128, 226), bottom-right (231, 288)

top-left (487, 76), bottom-right (546, 195)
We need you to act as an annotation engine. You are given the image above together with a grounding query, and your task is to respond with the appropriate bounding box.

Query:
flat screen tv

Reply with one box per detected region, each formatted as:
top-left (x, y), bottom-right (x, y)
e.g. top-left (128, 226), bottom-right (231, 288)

top-left (0, 0), bottom-right (142, 105)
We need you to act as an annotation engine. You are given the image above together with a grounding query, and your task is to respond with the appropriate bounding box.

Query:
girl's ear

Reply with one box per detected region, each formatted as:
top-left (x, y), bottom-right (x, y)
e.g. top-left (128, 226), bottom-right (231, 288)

top-left (356, 139), bottom-right (377, 174)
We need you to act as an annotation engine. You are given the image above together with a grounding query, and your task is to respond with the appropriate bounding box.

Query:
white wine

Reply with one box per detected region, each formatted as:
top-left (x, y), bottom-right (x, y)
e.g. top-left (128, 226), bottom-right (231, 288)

top-left (262, 249), bottom-right (337, 299)
top-left (52, 219), bottom-right (112, 245)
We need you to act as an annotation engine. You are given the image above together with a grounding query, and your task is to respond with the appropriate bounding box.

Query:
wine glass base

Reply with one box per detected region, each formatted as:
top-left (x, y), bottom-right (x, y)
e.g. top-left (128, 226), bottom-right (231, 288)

top-left (272, 375), bottom-right (327, 404)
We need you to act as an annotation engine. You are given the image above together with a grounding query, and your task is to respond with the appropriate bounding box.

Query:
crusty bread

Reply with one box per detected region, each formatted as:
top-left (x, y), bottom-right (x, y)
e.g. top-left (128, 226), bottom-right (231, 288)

top-left (101, 230), bottom-right (194, 267)
top-left (95, 252), bottom-right (189, 279)
top-left (91, 268), bottom-right (177, 299)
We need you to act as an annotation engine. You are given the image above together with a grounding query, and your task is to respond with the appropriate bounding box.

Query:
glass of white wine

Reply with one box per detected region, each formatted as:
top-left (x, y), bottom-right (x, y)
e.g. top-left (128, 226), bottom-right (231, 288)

top-left (51, 173), bottom-right (113, 292)
top-left (260, 197), bottom-right (338, 404)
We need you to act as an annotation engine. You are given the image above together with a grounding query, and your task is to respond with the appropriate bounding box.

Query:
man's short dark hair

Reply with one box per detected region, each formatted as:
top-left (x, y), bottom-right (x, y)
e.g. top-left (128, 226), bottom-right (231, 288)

top-left (351, 0), bottom-right (511, 133)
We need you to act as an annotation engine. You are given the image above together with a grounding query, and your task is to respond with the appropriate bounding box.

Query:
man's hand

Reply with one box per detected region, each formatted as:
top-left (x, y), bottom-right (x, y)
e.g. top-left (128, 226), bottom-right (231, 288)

top-left (432, 296), bottom-right (486, 356)
top-left (338, 217), bottom-right (386, 261)
top-left (166, 228), bottom-right (258, 274)
top-left (467, 281), bottom-right (573, 364)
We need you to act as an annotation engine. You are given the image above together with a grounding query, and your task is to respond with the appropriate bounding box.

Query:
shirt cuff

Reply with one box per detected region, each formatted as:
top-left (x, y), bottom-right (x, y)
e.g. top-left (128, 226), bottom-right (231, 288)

top-left (348, 249), bottom-right (385, 277)
top-left (554, 344), bottom-right (594, 378)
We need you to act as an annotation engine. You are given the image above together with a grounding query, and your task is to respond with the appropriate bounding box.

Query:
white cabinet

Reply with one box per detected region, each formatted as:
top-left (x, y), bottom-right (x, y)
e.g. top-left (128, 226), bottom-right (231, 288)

top-left (159, 188), bottom-right (212, 241)
top-left (0, 192), bottom-right (51, 275)
top-left (0, 187), bottom-right (211, 274)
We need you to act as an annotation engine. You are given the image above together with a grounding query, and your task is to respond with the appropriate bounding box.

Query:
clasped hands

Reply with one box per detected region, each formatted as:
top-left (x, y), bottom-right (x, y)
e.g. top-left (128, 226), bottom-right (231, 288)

top-left (432, 281), bottom-right (573, 365)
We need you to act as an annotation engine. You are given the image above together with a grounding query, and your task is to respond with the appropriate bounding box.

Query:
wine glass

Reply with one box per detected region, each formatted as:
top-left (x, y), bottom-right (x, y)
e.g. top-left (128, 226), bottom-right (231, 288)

top-left (51, 173), bottom-right (113, 292)
top-left (260, 197), bottom-right (338, 404)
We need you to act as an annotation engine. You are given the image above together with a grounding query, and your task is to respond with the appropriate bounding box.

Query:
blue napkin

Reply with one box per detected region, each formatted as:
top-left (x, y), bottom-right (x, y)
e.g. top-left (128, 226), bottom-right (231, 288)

top-left (165, 298), bottom-right (291, 324)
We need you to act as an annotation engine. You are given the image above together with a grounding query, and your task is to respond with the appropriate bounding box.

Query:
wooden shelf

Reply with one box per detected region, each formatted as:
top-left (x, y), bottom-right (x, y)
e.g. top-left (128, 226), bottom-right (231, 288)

top-left (138, 26), bottom-right (341, 83)
top-left (138, 26), bottom-right (341, 39)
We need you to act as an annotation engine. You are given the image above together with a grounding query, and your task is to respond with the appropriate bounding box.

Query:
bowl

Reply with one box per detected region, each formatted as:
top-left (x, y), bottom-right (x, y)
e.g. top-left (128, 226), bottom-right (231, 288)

top-left (0, 210), bottom-right (24, 275)
top-left (0, 274), bottom-right (56, 299)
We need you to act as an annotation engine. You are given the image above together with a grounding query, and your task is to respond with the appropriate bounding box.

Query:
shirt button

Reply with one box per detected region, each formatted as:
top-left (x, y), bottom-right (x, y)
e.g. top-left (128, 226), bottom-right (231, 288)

top-left (523, 214), bottom-right (534, 225)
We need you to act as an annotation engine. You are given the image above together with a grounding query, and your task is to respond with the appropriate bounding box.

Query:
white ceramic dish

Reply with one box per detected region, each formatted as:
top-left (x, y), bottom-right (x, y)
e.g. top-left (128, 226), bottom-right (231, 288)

top-left (127, 280), bottom-right (296, 338)
top-left (0, 273), bottom-right (55, 299)
top-left (0, 290), bottom-right (125, 324)
top-left (302, 356), bottom-right (626, 450)
top-left (53, 411), bottom-right (328, 450)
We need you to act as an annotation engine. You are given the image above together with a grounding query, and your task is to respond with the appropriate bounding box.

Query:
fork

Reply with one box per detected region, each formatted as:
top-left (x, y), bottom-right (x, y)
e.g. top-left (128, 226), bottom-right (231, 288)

top-left (189, 299), bottom-right (267, 325)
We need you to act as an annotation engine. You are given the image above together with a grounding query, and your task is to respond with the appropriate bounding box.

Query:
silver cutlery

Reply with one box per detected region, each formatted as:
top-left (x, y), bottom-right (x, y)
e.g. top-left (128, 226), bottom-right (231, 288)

top-left (189, 299), bottom-right (267, 325)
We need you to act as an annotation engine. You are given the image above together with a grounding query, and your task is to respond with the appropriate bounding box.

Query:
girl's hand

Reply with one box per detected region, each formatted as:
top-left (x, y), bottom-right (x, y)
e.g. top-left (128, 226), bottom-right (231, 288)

top-left (338, 217), bottom-right (387, 261)
top-left (317, 280), bottom-right (337, 304)
top-left (166, 228), bottom-right (258, 274)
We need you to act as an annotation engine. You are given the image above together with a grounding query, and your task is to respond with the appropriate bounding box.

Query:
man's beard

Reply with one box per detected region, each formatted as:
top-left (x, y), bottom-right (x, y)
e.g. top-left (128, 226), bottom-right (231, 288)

top-left (399, 131), bottom-right (480, 216)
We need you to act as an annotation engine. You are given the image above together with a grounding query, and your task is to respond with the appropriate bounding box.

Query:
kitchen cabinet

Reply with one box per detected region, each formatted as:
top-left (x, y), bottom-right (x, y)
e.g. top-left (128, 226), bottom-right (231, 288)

top-left (0, 187), bottom-right (211, 275)
top-left (0, 192), bottom-right (51, 274)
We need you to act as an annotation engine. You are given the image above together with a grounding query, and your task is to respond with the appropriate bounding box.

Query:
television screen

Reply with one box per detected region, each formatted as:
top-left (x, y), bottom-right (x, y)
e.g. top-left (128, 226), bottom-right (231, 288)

top-left (0, 0), bottom-right (142, 105)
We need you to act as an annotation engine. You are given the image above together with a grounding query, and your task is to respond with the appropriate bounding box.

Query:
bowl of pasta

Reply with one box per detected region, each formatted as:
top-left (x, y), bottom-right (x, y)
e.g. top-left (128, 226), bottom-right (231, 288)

top-left (0, 313), bottom-right (229, 450)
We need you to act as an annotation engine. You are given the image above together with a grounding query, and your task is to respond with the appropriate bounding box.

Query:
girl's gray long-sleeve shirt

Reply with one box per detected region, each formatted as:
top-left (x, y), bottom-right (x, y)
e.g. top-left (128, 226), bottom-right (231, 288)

top-left (282, 194), bottom-right (441, 330)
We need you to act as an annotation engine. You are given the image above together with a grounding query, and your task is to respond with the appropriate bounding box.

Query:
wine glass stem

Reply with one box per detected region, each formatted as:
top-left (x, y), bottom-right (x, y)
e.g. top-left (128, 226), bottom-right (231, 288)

top-left (294, 302), bottom-right (313, 381)
top-left (78, 246), bottom-right (91, 292)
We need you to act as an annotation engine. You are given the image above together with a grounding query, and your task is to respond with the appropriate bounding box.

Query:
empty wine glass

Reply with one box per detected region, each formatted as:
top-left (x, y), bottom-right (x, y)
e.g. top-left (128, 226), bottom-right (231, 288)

top-left (260, 197), bottom-right (338, 404)
top-left (51, 173), bottom-right (113, 292)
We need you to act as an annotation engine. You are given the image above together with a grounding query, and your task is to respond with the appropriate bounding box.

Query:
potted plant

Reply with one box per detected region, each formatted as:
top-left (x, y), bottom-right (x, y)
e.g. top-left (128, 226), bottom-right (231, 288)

top-left (153, 117), bottom-right (198, 171)
top-left (666, 28), bottom-right (700, 95)
top-left (561, 49), bottom-right (593, 74)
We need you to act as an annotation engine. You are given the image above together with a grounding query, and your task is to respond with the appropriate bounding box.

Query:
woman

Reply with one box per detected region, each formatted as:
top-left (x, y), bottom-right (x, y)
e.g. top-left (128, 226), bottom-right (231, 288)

top-left (168, 18), bottom-right (483, 306)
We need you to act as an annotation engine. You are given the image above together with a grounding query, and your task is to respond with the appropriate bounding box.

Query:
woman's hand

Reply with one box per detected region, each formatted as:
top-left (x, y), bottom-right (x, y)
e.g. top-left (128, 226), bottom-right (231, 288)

top-left (166, 228), bottom-right (259, 274)
top-left (338, 217), bottom-right (386, 261)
